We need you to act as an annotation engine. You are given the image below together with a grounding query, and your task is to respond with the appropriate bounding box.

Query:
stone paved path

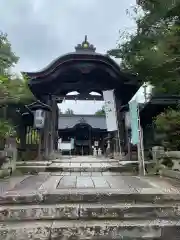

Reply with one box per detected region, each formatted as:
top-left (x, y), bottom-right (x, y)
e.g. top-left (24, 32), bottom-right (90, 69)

top-left (1, 156), bottom-right (180, 239)
top-left (0, 156), bottom-right (180, 195)
top-left (0, 173), bottom-right (180, 195)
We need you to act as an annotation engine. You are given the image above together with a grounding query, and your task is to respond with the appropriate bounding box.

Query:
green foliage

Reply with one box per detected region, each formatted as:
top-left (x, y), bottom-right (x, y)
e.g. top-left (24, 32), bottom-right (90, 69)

top-left (154, 108), bottom-right (180, 150)
top-left (95, 106), bottom-right (105, 116)
top-left (161, 156), bottom-right (174, 168)
top-left (108, 0), bottom-right (180, 94)
top-left (0, 30), bottom-right (34, 142)
top-left (0, 31), bottom-right (34, 107)
top-left (0, 75), bottom-right (34, 105)
top-left (0, 31), bottom-right (19, 74)
top-left (0, 119), bottom-right (16, 138)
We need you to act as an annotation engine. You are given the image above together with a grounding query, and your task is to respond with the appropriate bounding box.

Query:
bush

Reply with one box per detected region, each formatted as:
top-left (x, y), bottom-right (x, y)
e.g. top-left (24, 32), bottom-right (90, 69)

top-left (154, 108), bottom-right (180, 150)
top-left (0, 120), bottom-right (16, 139)
top-left (161, 156), bottom-right (173, 168)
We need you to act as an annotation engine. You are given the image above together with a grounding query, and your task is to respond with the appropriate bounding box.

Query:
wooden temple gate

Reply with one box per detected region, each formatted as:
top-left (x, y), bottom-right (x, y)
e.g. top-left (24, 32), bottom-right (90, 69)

top-left (22, 37), bottom-right (139, 160)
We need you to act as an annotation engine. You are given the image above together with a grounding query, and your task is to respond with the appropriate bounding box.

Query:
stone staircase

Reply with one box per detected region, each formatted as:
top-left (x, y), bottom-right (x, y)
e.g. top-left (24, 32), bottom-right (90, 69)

top-left (1, 188), bottom-right (180, 239)
top-left (1, 158), bottom-right (180, 239)
top-left (16, 158), bottom-right (154, 174)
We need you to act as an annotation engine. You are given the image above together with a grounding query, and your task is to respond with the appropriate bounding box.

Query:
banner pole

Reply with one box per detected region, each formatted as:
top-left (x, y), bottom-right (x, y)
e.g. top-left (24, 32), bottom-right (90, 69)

top-left (137, 103), bottom-right (145, 176)
top-left (113, 90), bottom-right (122, 159)
top-left (129, 99), bottom-right (145, 175)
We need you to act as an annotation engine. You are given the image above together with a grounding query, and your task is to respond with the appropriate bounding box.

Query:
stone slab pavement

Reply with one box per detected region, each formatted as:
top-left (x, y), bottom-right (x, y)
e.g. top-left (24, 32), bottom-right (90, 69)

top-left (0, 154), bottom-right (180, 196)
top-left (0, 172), bottom-right (180, 195)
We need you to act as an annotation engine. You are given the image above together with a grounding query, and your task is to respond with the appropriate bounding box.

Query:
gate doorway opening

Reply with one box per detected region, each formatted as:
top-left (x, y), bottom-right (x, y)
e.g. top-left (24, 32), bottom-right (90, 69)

top-left (74, 123), bottom-right (91, 155)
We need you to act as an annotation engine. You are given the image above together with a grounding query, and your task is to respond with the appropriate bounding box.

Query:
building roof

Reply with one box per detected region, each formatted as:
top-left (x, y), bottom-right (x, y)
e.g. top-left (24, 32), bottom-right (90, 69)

top-left (58, 114), bottom-right (107, 130)
top-left (24, 37), bottom-right (139, 104)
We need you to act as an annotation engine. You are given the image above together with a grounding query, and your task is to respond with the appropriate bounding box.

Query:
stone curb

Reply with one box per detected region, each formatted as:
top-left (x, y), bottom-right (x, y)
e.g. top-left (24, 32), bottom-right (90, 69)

top-left (1, 189), bottom-right (180, 204)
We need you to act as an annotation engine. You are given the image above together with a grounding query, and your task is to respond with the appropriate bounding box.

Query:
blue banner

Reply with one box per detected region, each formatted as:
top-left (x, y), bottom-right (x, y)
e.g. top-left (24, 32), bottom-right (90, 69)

top-left (129, 100), bottom-right (139, 145)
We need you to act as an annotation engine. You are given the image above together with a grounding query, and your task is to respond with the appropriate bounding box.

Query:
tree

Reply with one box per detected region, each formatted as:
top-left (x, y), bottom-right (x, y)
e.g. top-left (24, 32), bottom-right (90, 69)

top-left (108, 0), bottom-right (180, 95)
top-left (95, 106), bottom-right (105, 116)
top-left (65, 108), bottom-right (74, 115)
top-left (154, 108), bottom-right (180, 150)
top-left (0, 31), bottom-right (19, 75)
top-left (0, 31), bottom-right (34, 141)
top-left (0, 31), bottom-right (34, 106)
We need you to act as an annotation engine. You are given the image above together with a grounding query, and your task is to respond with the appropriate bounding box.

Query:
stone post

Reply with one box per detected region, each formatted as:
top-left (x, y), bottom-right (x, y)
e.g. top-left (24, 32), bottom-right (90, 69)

top-left (0, 137), bottom-right (18, 177)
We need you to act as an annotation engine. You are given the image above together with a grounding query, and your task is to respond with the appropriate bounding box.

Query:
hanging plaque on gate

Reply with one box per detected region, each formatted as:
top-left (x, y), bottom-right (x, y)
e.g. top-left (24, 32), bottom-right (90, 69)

top-left (34, 110), bottom-right (45, 129)
top-left (94, 141), bottom-right (99, 147)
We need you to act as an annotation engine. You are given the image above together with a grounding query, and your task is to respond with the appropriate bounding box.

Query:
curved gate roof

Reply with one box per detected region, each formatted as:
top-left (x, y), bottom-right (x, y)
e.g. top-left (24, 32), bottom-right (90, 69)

top-left (58, 114), bottom-right (107, 130)
top-left (24, 36), bottom-right (139, 104)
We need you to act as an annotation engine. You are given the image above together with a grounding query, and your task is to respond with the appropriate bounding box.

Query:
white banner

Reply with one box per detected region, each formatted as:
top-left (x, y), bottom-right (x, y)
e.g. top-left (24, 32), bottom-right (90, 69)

top-left (103, 90), bottom-right (118, 131)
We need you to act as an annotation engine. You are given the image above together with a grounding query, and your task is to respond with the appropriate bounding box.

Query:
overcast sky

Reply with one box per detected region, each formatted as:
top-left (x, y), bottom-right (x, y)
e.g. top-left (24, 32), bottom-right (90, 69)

top-left (0, 0), bottom-right (138, 114)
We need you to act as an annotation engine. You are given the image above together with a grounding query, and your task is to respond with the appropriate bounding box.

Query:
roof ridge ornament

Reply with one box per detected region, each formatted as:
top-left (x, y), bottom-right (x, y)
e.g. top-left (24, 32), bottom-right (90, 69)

top-left (75, 35), bottom-right (96, 52)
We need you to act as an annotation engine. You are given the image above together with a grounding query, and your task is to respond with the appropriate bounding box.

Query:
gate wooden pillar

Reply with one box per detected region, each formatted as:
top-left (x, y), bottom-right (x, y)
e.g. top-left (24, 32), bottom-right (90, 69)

top-left (114, 92), bottom-right (126, 158)
top-left (48, 96), bottom-right (58, 158)
top-left (43, 97), bottom-right (51, 160)
top-left (54, 103), bottom-right (59, 151)
top-left (42, 96), bottom-right (58, 160)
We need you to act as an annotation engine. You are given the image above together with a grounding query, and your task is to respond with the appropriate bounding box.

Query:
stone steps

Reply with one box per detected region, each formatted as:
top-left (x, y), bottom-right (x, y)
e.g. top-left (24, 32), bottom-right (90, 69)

top-left (0, 219), bottom-right (179, 239)
top-left (47, 166), bottom-right (132, 172)
top-left (1, 188), bottom-right (180, 239)
top-left (0, 203), bottom-right (179, 221)
top-left (16, 164), bottom-right (134, 173)
top-left (16, 161), bottom-right (52, 166)
top-left (52, 159), bottom-right (120, 163)
top-left (1, 189), bottom-right (180, 204)
top-left (1, 163), bottom-right (180, 239)
top-left (16, 165), bottom-right (134, 173)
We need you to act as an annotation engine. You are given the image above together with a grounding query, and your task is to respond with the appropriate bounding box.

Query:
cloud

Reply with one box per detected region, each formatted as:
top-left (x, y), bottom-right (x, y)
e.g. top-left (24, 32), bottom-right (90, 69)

top-left (0, 0), bottom-right (136, 113)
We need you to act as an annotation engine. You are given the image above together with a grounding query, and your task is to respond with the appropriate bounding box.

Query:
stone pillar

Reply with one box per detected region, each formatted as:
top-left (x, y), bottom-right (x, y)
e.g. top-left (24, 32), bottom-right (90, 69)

top-left (3, 137), bottom-right (17, 175)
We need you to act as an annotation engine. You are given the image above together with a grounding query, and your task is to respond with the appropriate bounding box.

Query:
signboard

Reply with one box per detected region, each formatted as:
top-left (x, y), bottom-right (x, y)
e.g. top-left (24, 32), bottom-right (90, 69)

top-left (34, 110), bottom-right (45, 129)
top-left (129, 100), bottom-right (139, 144)
top-left (58, 142), bottom-right (72, 150)
top-left (94, 141), bottom-right (99, 147)
top-left (71, 138), bottom-right (74, 149)
top-left (58, 138), bottom-right (74, 150)
top-left (103, 90), bottom-right (118, 131)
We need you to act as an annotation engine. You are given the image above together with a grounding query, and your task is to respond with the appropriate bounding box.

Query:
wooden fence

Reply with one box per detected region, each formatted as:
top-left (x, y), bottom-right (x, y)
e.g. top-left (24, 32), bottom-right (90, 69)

top-left (17, 126), bottom-right (44, 161)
